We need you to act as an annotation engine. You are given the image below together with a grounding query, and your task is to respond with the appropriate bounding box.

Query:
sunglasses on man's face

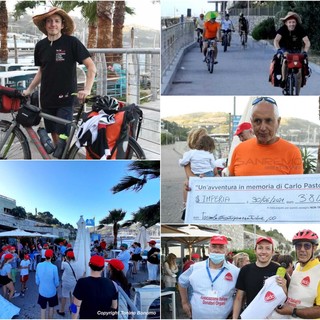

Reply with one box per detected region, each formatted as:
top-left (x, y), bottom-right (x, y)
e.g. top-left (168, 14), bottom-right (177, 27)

top-left (295, 242), bottom-right (313, 250)
top-left (252, 97), bottom-right (277, 106)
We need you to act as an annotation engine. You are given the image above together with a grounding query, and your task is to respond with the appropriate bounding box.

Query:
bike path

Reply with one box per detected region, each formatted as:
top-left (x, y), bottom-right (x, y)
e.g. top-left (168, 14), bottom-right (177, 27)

top-left (164, 33), bottom-right (320, 96)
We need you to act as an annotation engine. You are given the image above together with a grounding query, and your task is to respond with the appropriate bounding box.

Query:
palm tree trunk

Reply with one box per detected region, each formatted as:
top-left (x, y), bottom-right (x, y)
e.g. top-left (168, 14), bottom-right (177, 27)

top-left (0, 2), bottom-right (8, 63)
top-left (112, 1), bottom-right (125, 64)
top-left (97, 1), bottom-right (114, 63)
top-left (113, 223), bottom-right (118, 247)
top-left (87, 22), bottom-right (97, 48)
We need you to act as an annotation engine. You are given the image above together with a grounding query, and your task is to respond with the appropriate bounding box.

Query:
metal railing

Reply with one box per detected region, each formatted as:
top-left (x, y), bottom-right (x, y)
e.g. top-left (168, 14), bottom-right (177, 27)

top-left (88, 48), bottom-right (160, 105)
top-left (161, 21), bottom-right (195, 79)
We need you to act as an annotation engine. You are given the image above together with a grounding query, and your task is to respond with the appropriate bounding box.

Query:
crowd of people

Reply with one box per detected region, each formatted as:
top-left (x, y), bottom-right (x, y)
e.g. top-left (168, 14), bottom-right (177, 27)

top-left (161, 229), bottom-right (320, 319)
top-left (0, 237), bottom-right (160, 319)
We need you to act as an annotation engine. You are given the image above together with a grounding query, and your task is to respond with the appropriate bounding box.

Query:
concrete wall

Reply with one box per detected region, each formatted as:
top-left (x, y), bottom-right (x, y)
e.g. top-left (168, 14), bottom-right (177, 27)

top-left (0, 194), bottom-right (16, 214)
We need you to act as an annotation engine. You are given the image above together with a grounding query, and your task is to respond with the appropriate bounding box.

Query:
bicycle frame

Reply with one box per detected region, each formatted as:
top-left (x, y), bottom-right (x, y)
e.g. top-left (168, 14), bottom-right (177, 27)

top-left (0, 101), bottom-right (85, 159)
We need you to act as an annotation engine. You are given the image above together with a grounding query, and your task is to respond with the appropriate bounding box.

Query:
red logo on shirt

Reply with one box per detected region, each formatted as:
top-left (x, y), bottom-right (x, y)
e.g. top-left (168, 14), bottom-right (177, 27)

top-left (301, 276), bottom-right (310, 287)
top-left (224, 272), bottom-right (233, 281)
top-left (264, 291), bottom-right (276, 302)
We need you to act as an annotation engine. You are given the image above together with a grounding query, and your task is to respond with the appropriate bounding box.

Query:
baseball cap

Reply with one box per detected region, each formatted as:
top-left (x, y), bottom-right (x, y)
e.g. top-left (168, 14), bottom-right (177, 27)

top-left (43, 243), bottom-right (49, 249)
top-left (256, 236), bottom-right (273, 246)
top-left (109, 259), bottom-right (124, 271)
top-left (191, 253), bottom-right (200, 259)
top-left (45, 249), bottom-right (54, 258)
top-left (9, 246), bottom-right (16, 251)
top-left (148, 240), bottom-right (156, 245)
top-left (120, 243), bottom-right (128, 249)
top-left (4, 253), bottom-right (13, 260)
top-left (24, 254), bottom-right (30, 260)
top-left (67, 243), bottom-right (72, 248)
top-left (90, 255), bottom-right (105, 268)
top-left (210, 235), bottom-right (228, 245)
top-left (66, 251), bottom-right (75, 259)
top-left (235, 122), bottom-right (252, 136)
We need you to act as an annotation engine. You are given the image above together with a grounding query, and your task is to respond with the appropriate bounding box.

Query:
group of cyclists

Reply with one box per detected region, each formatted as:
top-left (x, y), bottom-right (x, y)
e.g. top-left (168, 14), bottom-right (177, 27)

top-left (193, 10), bottom-right (310, 94)
top-left (194, 12), bottom-right (249, 63)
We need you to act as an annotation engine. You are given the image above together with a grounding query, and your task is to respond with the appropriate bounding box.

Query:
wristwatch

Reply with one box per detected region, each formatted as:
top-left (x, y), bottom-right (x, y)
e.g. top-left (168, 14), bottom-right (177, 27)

top-left (292, 308), bottom-right (298, 318)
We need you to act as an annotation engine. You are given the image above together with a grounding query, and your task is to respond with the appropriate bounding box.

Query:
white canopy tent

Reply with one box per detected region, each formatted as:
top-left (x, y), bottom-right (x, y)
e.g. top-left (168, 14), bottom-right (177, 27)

top-left (0, 228), bottom-right (43, 237)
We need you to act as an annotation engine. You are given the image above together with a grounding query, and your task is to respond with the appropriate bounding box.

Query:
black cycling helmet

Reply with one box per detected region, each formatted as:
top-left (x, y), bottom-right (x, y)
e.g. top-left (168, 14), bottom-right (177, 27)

top-left (92, 95), bottom-right (119, 112)
top-left (239, 12), bottom-right (244, 17)
top-left (292, 229), bottom-right (319, 245)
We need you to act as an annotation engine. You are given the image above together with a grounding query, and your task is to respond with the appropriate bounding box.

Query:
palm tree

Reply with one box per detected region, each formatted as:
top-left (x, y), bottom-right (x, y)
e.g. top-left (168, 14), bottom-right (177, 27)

top-left (112, 161), bottom-right (160, 227)
top-left (111, 161), bottom-right (160, 193)
top-left (98, 209), bottom-right (126, 248)
top-left (112, 1), bottom-right (125, 63)
top-left (0, 1), bottom-right (8, 63)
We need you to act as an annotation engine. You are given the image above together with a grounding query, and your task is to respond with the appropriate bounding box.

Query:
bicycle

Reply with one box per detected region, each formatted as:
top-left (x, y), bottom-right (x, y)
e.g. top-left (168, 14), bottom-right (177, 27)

top-left (282, 53), bottom-right (306, 96)
top-left (204, 39), bottom-right (217, 73)
top-left (0, 93), bottom-right (146, 160)
top-left (221, 30), bottom-right (232, 52)
top-left (239, 30), bottom-right (247, 49)
top-left (199, 34), bottom-right (203, 53)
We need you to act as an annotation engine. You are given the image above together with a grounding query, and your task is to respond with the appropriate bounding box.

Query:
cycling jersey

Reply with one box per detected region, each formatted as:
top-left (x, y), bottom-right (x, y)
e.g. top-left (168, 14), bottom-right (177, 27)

top-left (239, 17), bottom-right (248, 32)
top-left (277, 24), bottom-right (307, 52)
top-left (204, 21), bottom-right (220, 39)
top-left (221, 19), bottom-right (234, 31)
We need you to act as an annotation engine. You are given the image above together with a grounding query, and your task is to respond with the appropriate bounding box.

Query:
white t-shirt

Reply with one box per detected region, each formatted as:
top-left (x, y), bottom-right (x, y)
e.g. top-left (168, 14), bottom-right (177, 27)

top-left (196, 17), bottom-right (205, 29)
top-left (179, 149), bottom-right (215, 175)
top-left (61, 260), bottom-right (82, 286)
top-left (221, 19), bottom-right (234, 31)
top-left (20, 259), bottom-right (31, 276)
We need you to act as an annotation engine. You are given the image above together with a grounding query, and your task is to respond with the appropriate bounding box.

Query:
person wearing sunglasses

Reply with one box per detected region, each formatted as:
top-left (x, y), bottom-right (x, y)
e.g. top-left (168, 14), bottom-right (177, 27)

top-left (228, 97), bottom-right (303, 176)
top-left (275, 229), bottom-right (320, 319)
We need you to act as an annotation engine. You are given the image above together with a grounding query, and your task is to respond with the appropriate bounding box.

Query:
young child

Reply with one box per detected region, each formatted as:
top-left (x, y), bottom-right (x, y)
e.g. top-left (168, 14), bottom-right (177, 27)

top-left (19, 254), bottom-right (31, 297)
top-left (179, 133), bottom-right (218, 219)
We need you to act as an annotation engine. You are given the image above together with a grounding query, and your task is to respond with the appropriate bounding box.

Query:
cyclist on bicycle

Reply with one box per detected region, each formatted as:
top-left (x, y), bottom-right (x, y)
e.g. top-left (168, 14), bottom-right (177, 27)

top-left (220, 13), bottom-right (235, 46)
top-left (195, 14), bottom-right (205, 42)
top-left (238, 13), bottom-right (249, 44)
top-left (274, 11), bottom-right (310, 91)
top-left (203, 12), bottom-right (221, 63)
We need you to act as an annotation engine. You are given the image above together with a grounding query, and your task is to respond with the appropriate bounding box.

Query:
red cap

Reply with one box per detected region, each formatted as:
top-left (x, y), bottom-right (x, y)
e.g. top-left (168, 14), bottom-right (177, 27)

top-left (45, 249), bottom-right (54, 258)
top-left (2, 245), bottom-right (8, 251)
top-left (148, 240), bottom-right (156, 245)
top-left (210, 235), bottom-right (228, 245)
top-left (109, 259), bottom-right (124, 271)
top-left (256, 236), bottom-right (273, 246)
top-left (4, 253), bottom-right (13, 260)
top-left (90, 255), bottom-right (105, 267)
top-left (9, 246), bottom-right (16, 251)
top-left (24, 254), bottom-right (30, 260)
top-left (191, 253), bottom-right (200, 259)
top-left (66, 251), bottom-right (75, 259)
top-left (43, 243), bottom-right (49, 248)
top-left (235, 122), bottom-right (252, 136)
top-left (67, 243), bottom-right (72, 248)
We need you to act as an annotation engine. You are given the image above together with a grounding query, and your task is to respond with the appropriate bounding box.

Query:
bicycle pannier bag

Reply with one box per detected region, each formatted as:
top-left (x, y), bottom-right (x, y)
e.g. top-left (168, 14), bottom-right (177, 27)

top-left (77, 104), bottom-right (143, 160)
top-left (16, 103), bottom-right (41, 127)
top-left (0, 85), bottom-right (21, 113)
top-left (268, 54), bottom-right (282, 87)
top-left (286, 53), bottom-right (303, 69)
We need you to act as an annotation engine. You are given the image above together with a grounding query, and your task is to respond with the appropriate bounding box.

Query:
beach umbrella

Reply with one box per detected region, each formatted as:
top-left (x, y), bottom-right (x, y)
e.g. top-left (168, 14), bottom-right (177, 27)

top-left (134, 226), bottom-right (150, 252)
top-left (0, 228), bottom-right (42, 237)
top-left (204, 11), bottom-right (219, 21)
top-left (73, 216), bottom-right (91, 277)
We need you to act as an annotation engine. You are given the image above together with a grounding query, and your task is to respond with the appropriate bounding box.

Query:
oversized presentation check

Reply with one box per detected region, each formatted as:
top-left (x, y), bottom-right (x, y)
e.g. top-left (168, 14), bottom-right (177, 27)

top-left (185, 174), bottom-right (320, 224)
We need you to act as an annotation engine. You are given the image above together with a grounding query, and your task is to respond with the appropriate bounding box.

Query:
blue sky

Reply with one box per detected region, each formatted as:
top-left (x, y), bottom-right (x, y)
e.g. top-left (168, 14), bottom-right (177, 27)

top-left (0, 161), bottom-right (160, 228)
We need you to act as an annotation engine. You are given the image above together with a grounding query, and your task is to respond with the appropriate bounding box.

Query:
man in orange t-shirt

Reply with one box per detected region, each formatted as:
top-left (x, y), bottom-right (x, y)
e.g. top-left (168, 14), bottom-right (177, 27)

top-left (203, 13), bottom-right (221, 63)
top-left (229, 97), bottom-right (303, 176)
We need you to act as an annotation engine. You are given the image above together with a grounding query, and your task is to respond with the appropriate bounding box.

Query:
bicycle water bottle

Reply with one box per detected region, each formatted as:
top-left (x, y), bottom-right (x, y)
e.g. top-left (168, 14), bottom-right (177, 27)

top-left (276, 263), bottom-right (287, 278)
top-left (37, 128), bottom-right (54, 154)
top-left (53, 134), bottom-right (68, 159)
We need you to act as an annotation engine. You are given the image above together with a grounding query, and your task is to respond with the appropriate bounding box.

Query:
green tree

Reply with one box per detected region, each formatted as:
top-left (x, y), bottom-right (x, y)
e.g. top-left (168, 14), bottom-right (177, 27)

top-left (300, 147), bottom-right (317, 174)
top-left (111, 161), bottom-right (160, 227)
top-left (11, 206), bottom-right (27, 219)
top-left (99, 209), bottom-right (126, 247)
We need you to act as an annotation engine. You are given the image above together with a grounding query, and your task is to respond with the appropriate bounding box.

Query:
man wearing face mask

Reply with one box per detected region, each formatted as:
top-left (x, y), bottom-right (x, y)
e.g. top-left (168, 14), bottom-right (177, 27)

top-left (178, 235), bottom-right (239, 319)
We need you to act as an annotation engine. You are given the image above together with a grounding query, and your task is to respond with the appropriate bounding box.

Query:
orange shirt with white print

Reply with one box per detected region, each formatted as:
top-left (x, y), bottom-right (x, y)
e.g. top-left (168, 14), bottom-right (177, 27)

top-left (204, 21), bottom-right (220, 39)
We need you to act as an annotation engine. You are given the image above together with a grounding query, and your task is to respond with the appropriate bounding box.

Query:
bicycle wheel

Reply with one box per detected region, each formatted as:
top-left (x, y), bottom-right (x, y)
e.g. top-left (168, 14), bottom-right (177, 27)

top-left (209, 51), bottom-right (214, 73)
top-left (0, 120), bottom-right (31, 159)
top-left (288, 73), bottom-right (294, 96)
top-left (223, 35), bottom-right (227, 52)
top-left (67, 137), bottom-right (146, 159)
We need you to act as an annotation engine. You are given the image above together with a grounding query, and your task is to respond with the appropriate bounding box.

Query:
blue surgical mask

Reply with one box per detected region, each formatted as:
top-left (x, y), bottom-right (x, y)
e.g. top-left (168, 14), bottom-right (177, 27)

top-left (209, 253), bottom-right (225, 264)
